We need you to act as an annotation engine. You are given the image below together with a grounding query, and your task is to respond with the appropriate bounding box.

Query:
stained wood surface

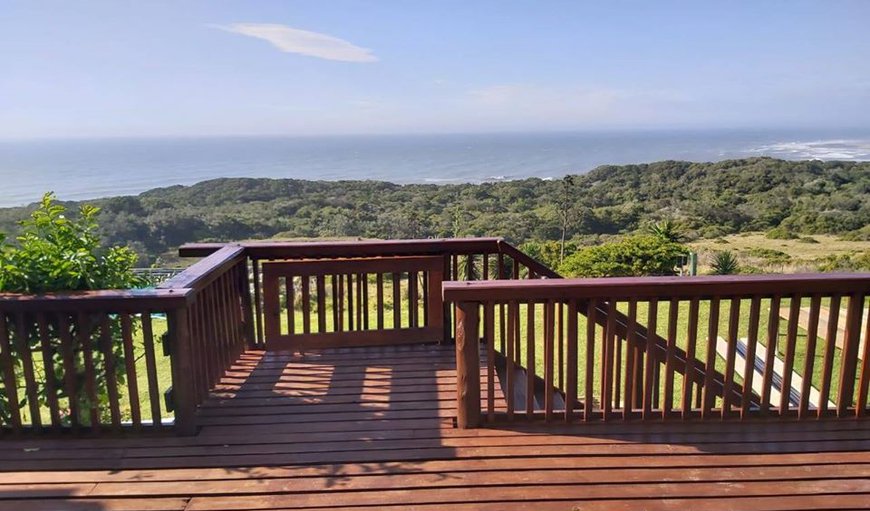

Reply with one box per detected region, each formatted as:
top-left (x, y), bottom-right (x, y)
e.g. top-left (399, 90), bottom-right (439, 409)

top-left (2, 343), bottom-right (869, 510)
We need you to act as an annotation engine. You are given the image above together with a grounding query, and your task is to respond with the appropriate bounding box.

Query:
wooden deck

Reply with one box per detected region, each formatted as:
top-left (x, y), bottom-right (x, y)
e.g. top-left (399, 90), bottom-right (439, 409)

top-left (2, 343), bottom-right (870, 511)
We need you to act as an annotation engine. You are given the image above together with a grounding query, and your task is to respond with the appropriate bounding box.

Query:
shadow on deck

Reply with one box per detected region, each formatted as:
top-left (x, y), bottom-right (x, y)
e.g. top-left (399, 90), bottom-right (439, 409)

top-left (0, 343), bottom-right (869, 511)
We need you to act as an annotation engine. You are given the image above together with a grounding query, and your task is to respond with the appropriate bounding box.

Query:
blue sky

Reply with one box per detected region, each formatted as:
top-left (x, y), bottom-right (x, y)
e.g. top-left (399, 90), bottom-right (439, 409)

top-left (1, 1), bottom-right (869, 138)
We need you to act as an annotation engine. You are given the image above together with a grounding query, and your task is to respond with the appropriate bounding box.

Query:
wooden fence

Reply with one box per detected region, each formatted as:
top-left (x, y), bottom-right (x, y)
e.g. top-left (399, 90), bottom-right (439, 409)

top-left (446, 274), bottom-right (870, 427)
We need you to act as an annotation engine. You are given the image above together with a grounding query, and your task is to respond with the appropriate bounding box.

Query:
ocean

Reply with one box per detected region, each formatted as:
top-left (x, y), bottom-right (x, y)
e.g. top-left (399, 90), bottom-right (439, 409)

top-left (1, 129), bottom-right (869, 208)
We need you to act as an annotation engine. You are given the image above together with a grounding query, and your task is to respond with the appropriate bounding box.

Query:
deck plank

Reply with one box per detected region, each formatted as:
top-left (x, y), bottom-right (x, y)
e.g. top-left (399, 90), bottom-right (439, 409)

top-left (1, 343), bottom-right (869, 510)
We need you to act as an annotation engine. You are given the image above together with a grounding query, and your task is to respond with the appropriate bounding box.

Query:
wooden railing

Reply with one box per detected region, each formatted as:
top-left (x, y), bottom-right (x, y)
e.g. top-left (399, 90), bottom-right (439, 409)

top-left (0, 245), bottom-right (252, 436)
top-left (445, 274), bottom-right (870, 427)
top-left (180, 238), bottom-right (554, 348)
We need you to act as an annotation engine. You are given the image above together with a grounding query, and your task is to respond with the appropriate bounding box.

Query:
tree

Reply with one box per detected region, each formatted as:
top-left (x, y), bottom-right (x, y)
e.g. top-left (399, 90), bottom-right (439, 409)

top-left (556, 175), bottom-right (577, 264)
top-left (647, 219), bottom-right (684, 243)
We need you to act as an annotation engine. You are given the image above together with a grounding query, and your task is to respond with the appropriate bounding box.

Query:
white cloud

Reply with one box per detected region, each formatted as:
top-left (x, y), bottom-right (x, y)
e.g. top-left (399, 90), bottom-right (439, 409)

top-left (213, 23), bottom-right (377, 63)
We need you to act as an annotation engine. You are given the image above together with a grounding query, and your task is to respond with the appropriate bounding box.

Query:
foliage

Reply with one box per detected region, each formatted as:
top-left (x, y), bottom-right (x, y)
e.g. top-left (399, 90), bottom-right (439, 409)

top-left (814, 252), bottom-right (870, 272)
top-left (0, 193), bottom-right (144, 426)
top-left (710, 250), bottom-right (740, 275)
top-left (744, 247), bottom-right (792, 265)
top-left (766, 226), bottom-right (799, 240)
top-left (558, 235), bottom-right (689, 277)
top-left (519, 239), bottom-right (579, 271)
top-left (0, 193), bottom-right (144, 293)
top-left (0, 158), bottom-right (866, 265)
top-left (646, 219), bottom-right (684, 243)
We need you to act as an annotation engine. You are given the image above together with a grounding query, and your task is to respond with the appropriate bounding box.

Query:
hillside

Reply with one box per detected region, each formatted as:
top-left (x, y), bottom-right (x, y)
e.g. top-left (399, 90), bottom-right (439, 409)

top-left (0, 157), bottom-right (867, 264)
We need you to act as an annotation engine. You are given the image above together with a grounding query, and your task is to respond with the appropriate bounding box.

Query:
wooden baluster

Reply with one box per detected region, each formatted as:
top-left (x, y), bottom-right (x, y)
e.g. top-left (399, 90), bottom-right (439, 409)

top-left (484, 301), bottom-right (495, 422)
top-left (336, 274), bottom-right (345, 332)
top-left (702, 298), bottom-right (720, 419)
top-left (251, 259), bottom-right (264, 346)
top-left (451, 255), bottom-right (459, 281)
top-left (497, 253), bottom-right (506, 352)
top-left (681, 299), bottom-right (700, 420)
top-left (643, 300), bottom-right (658, 420)
top-left (837, 292), bottom-right (865, 417)
top-left (330, 275), bottom-right (338, 333)
top-left (57, 315), bottom-right (79, 431)
top-left (346, 274), bottom-right (354, 331)
top-left (193, 300), bottom-right (210, 396)
top-left (12, 314), bottom-right (40, 430)
top-left (392, 273), bottom-right (401, 329)
top-left (760, 296), bottom-right (781, 414)
top-left (456, 301), bottom-right (481, 428)
top-left (356, 273), bottom-right (364, 330)
top-left (663, 299), bottom-right (679, 420)
top-left (566, 300), bottom-right (578, 423)
top-left (799, 295), bottom-right (822, 418)
top-left (409, 271), bottom-right (418, 328)
top-left (466, 254), bottom-right (474, 280)
top-left (363, 273), bottom-right (370, 330)
top-left (376, 273), bottom-right (385, 330)
top-left (99, 316), bottom-right (122, 431)
top-left (482, 254), bottom-right (489, 281)
top-left (603, 300), bottom-right (616, 421)
top-left (36, 313), bottom-right (61, 429)
top-left (623, 300), bottom-right (638, 420)
top-left (506, 300), bottom-right (516, 421)
top-left (558, 302), bottom-right (564, 392)
top-left (120, 314), bottom-right (141, 430)
top-left (856, 298), bottom-right (870, 417)
top-left (301, 276), bottom-right (311, 335)
top-left (0, 314), bottom-right (22, 432)
top-left (817, 295), bottom-right (841, 417)
top-left (740, 297), bottom-right (762, 420)
top-left (426, 268), bottom-right (444, 335)
top-left (779, 295), bottom-right (801, 416)
top-left (141, 313), bottom-right (162, 428)
top-left (722, 298), bottom-right (740, 419)
top-left (544, 300), bottom-right (555, 422)
top-left (422, 271), bottom-right (429, 326)
top-left (75, 313), bottom-right (100, 431)
top-left (316, 275), bottom-right (327, 333)
top-left (585, 300), bottom-right (597, 421)
top-left (218, 274), bottom-right (232, 367)
top-left (526, 301), bottom-right (537, 419)
top-left (613, 309), bottom-right (622, 413)
top-left (512, 257), bottom-right (520, 280)
top-left (817, 294), bottom-right (842, 418)
top-left (238, 262), bottom-right (257, 349)
top-left (207, 285), bottom-right (223, 381)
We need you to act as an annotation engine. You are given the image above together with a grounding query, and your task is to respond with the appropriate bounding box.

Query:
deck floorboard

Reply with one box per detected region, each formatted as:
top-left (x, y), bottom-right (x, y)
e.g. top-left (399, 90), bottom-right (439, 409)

top-left (1, 343), bottom-right (869, 510)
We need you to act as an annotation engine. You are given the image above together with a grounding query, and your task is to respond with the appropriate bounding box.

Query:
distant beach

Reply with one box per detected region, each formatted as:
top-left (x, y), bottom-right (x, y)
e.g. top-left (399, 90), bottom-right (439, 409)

top-left (1, 129), bottom-right (869, 208)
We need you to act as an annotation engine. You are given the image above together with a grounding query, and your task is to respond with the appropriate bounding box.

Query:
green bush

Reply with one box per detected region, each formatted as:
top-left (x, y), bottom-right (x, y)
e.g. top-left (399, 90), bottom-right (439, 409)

top-left (744, 247), bottom-right (792, 265)
top-left (0, 193), bottom-right (143, 293)
top-left (558, 235), bottom-right (689, 277)
top-left (766, 226), bottom-right (798, 240)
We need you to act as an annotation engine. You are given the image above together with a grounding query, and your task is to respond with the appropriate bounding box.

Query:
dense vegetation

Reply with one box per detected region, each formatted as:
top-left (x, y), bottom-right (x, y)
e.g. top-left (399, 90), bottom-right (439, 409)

top-left (0, 157), bottom-right (867, 266)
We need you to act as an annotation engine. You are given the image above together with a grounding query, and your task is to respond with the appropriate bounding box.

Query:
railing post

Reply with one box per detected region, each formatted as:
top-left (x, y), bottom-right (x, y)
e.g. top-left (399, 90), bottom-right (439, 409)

top-left (456, 301), bottom-right (481, 428)
top-left (167, 307), bottom-right (197, 436)
top-left (238, 259), bottom-right (257, 349)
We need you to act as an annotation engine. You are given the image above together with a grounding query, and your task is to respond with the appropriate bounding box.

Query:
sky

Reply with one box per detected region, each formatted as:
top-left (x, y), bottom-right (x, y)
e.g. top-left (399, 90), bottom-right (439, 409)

top-left (1, 1), bottom-right (869, 138)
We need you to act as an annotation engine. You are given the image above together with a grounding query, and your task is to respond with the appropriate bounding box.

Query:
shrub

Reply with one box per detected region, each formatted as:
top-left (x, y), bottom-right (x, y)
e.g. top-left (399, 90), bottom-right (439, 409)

top-left (766, 226), bottom-right (798, 240)
top-left (797, 236), bottom-right (819, 244)
top-left (710, 251), bottom-right (740, 275)
top-left (744, 247), bottom-right (792, 265)
top-left (646, 219), bottom-right (685, 243)
top-left (0, 193), bottom-right (143, 293)
top-left (519, 239), bottom-right (578, 270)
top-left (558, 235), bottom-right (689, 277)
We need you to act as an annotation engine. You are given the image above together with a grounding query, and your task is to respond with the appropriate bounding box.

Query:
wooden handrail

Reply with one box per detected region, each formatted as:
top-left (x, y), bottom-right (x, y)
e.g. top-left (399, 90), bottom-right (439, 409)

top-left (179, 238), bottom-right (502, 259)
top-left (444, 273), bottom-right (870, 301)
top-left (0, 288), bottom-right (191, 312)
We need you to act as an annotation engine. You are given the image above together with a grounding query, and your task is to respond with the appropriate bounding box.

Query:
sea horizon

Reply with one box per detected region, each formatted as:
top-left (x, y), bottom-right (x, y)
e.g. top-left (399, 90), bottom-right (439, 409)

top-left (2, 127), bottom-right (869, 208)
